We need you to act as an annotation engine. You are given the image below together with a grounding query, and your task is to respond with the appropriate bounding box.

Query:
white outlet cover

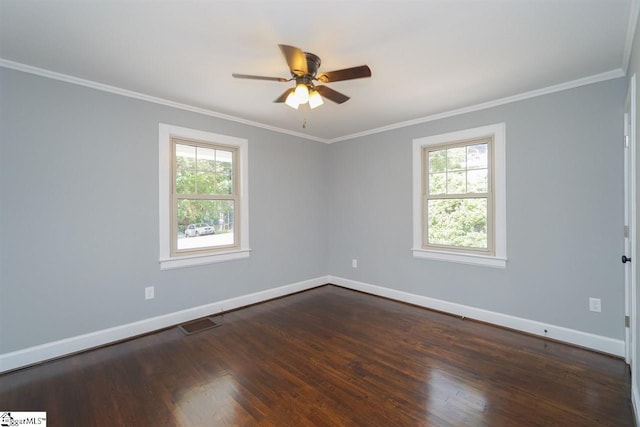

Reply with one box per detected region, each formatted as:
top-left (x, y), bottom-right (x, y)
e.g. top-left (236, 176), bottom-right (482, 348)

top-left (145, 286), bottom-right (155, 300)
top-left (589, 297), bottom-right (601, 312)
top-left (352, 259), bottom-right (358, 268)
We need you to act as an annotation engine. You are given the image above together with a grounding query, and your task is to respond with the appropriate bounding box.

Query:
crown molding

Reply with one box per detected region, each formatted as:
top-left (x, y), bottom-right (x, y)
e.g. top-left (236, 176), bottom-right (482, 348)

top-left (328, 68), bottom-right (626, 143)
top-left (623, 0), bottom-right (640, 73)
top-left (0, 59), bottom-right (326, 143)
top-left (0, 59), bottom-right (626, 145)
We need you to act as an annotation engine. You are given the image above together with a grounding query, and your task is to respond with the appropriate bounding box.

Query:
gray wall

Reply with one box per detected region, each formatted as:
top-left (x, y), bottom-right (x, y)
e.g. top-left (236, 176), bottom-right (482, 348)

top-left (328, 78), bottom-right (626, 339)
top-left (0, 66), bottom-right (628, 357)
top-left (0, 68), bottom-right (329, 353)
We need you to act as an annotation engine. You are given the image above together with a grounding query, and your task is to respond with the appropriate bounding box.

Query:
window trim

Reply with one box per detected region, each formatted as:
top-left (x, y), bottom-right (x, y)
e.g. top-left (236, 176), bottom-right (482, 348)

top-left (159, 124), bottom-right (250, 270)
top-left (412, 123), bottom-right (506, 268)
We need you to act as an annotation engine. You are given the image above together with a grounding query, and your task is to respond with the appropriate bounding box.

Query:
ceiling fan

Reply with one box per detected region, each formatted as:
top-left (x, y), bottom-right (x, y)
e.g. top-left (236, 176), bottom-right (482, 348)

top-left (232, 44), bottom-right (371, 110)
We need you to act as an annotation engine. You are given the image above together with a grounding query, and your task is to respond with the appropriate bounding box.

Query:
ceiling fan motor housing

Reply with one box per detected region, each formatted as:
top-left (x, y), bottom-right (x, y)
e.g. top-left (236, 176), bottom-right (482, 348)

top-left (303, 52), bottom-right (321, 78)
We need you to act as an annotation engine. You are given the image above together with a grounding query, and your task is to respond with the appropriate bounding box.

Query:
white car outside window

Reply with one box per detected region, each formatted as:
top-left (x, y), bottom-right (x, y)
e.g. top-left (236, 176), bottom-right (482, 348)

top-left (184, 223), bottom-right (215, 237)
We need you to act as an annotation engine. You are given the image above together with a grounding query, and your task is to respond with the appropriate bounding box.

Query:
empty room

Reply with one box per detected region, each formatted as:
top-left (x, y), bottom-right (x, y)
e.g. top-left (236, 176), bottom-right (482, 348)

top-left (2, 1), bottom-right (640, 425)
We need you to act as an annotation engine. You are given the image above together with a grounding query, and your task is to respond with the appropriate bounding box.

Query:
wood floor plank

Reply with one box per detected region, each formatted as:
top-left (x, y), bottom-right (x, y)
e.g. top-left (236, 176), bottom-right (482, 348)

top-left (0, 285), bottom-right (634, 426)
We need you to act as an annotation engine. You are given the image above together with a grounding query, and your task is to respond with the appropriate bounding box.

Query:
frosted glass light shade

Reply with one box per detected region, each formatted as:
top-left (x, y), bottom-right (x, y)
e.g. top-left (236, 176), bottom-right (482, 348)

top-left (285, 91), bottom-right (299, 109)
top-left (308, 90), bottom-right (324, 109)
top-left (294, 83), bottom-right (309, 104)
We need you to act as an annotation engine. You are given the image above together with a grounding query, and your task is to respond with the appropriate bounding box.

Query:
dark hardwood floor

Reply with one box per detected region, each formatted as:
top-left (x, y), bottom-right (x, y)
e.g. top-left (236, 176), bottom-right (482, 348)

top-left (0, 285), bottom-right (634, 426)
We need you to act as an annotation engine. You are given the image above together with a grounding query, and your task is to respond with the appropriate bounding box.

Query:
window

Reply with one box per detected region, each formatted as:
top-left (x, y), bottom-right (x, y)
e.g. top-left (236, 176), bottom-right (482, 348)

top-left (172, 140), bottom-right (237, 254)
top-left (412, 123), bottom-right (506, 268)
top-left (159, 124), bottom-right (249, 270)
top-left (425, 139), bottom-right (492, 252)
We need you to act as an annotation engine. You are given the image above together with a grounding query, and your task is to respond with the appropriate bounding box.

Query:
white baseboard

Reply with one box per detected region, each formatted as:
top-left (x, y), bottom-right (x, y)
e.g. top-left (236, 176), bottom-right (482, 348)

top-left (0, 276), bottom-right (330, 373)
top-left (329, 276), bottom-right (625, 357)
top-left (1, 274), bottom-right (626, 373)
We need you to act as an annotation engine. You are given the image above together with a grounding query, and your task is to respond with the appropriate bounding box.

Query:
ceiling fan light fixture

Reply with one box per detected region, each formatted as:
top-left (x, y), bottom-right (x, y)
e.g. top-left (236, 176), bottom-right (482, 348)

top-left (232, 44), bottom-right (371, 110)
top-left (294, 82), bottom-right (309, 104)
top-left (285, 90), bottom-right (300, 109)
top-left (308, 89), bottom-right (324, 109)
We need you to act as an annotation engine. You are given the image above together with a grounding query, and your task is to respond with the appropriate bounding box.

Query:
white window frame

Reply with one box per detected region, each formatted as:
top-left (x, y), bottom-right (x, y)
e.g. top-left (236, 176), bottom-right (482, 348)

top-left (159, 124), bottom-right (250, 270)
top-left (412, 123), bottom-right (506, 268)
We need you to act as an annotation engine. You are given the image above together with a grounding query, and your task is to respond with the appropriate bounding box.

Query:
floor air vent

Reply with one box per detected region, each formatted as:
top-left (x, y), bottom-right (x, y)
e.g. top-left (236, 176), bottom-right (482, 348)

top-left (178, 317), bottom-right (221, 335)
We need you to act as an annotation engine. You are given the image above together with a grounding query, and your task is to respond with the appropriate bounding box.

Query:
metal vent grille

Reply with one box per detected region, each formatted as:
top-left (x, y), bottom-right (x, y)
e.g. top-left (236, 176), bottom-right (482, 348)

top-left (178, 317), bottom-right (221, 335)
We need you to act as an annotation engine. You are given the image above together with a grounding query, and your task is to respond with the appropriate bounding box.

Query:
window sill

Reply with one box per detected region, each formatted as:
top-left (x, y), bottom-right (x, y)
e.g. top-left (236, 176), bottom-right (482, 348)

top-left (160, 248), bottom-right (251, 270)
top-left (412, 248), bottom-right (506, 269)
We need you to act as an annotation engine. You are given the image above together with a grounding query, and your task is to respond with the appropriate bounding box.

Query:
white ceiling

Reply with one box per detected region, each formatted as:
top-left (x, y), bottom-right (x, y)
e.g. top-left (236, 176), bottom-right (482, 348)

top-left (0, 0), bottom-right (636, 142)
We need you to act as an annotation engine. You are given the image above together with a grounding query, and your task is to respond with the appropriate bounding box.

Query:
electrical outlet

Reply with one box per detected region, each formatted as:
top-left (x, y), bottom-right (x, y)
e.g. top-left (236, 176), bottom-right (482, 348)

top-left (352, 259), bottom-right (358, 268)
top-left (589, 297), bottom-right (601, 312)
top-left (145, 286), bottom-right (155, 300)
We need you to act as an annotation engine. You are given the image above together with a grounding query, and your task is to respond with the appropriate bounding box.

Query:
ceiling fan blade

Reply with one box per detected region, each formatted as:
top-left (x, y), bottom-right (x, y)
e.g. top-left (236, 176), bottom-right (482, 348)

top-left (317, 65), bottom-right (371, 83)
top-left (274, 89), bottom-right (293, 103)
top-left (232, 73), bottom-right (288, 82)
top-left (315, 85), bottom-right (350, 104)
top-left (279, 44), bottom-right (308, 76)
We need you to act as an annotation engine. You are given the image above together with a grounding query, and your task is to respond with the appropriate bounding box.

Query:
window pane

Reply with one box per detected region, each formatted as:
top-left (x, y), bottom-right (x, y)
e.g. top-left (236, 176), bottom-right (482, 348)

top-left (427, 198), bottom-right (487, 249)
top-left (196, 147), bottom-right (217, 194)
top-left (467, 169), bottom-right (488, 193)
top-left (429, 173), bottom-right (446, 195)
top-left (177, 199), bottom-right (235, 250)
top-left (467, 144), bottom-right (487, 169)
top-left (175, 144), bottom-right (196, 194)
top-left (446, 171), bottom-right (466, 194)
top-left (447, 147), bottom-right (466, 171)
top-left (215, 149), bottom-right (233, 195)
top-left (429, 149), bottom-right (446, 173)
